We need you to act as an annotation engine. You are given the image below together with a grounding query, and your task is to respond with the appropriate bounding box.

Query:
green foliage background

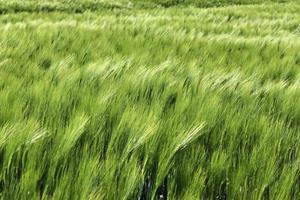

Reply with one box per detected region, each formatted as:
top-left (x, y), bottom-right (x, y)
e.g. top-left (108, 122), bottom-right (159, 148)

top-left (0, 0), bottom-right (299, 199)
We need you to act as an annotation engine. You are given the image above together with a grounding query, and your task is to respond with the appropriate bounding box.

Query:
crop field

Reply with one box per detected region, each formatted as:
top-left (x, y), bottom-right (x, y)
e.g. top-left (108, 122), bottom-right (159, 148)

top-left (0, 0), bottom-right (300, 199)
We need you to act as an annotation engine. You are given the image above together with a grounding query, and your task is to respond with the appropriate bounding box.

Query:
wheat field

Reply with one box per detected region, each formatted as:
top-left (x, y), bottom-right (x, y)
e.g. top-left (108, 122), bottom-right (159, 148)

top-left (0, 0), bottom-right (300, 199)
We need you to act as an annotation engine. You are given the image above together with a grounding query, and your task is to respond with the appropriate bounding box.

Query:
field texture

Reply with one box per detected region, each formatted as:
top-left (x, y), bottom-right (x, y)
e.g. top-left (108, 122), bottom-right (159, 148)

top-left (0, 0), bottom-right (300, 199)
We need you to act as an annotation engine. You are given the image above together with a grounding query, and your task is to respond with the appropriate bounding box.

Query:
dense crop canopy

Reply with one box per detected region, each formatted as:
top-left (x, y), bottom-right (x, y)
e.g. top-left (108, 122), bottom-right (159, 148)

top-left (0, 0), bottom-right (300, 199)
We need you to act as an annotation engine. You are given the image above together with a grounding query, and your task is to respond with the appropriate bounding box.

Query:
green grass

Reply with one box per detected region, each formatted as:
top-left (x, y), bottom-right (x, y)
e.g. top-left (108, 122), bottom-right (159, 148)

top-left (0, 0), bottom-right (300, 199)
